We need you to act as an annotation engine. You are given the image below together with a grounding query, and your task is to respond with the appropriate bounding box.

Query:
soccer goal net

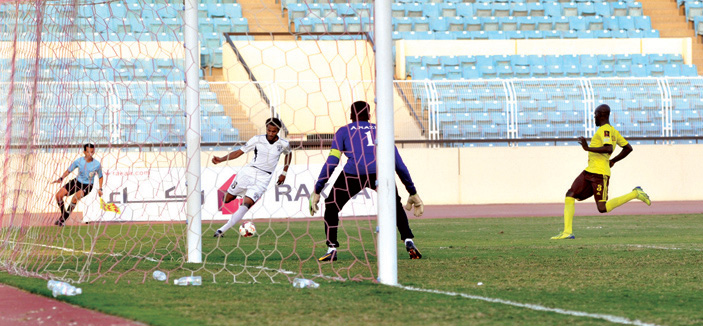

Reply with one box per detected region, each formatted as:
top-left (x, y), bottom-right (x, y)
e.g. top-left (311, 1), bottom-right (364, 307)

top-left (0, 0), bottom-right (424, 285)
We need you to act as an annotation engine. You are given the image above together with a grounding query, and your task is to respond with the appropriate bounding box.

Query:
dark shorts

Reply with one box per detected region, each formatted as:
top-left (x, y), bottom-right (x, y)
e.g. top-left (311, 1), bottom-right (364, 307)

top-left (568, 170), bottom-right (610, 202)
top-left (63, 179), bottom-right (93, 196)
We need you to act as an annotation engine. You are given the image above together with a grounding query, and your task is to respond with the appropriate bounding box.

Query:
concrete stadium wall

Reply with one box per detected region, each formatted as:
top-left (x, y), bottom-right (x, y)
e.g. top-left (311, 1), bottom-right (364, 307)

top-left (4, 144), bottom-right (701, 215)
top-left (395, 38), bottom-right (694, 78)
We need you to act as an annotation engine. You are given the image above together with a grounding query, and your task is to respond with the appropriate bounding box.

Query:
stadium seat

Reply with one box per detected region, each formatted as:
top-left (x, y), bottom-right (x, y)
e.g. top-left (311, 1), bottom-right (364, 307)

top-left (448, 17), bottom-right (465, 31)
top-left (440, 3), bottom-right (458, 17)
top-left (527, 2), bottom-right (545, 17)
top-left (611, 2), bottom-right (628, 16)
top-left (511, 3), bottom-right (528, 17)
top-left (544, 2), bottom-right (561, 18)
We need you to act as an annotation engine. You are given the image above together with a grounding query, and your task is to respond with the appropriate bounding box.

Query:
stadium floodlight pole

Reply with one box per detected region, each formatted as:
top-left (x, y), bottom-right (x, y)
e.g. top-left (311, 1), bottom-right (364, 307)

top-left (374, 0), bottom-right (398, 286)
top-left (184, 0), bottom-right (202, 263)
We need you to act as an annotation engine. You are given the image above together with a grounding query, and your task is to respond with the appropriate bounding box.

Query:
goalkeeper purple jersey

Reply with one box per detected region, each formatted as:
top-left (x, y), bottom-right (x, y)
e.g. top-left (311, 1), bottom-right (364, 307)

top-left (314, 121), bottom-right (417, 195)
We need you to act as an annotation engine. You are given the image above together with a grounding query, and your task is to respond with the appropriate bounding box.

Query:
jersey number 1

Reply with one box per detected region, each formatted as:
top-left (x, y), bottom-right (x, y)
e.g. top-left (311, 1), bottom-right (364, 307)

top-left (364, 131), bottom-right (374, 147)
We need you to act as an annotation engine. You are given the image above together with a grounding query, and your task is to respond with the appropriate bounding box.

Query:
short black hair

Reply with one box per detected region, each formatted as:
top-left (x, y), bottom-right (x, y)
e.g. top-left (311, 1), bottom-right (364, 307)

top-left (266, 117), bottom-right (282, 130)
top-left (595, 104), bottom-right (611, 117)
top-left (83, 143), bottom-right (95, 151)
top-left (350, 101), bottom-right (370, 122)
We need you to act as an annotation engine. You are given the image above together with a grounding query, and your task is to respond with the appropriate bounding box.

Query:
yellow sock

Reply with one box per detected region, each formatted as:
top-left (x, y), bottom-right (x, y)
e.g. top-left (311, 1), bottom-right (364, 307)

top-left (564, 197), bottom-right (575, 234)
top-left (606, 190), bottom-right (638, 212)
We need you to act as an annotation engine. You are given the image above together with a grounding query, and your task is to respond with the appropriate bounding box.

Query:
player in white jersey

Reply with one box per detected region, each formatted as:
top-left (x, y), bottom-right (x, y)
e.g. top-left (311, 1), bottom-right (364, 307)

top-left (212, 118), bottom-right (292, 237)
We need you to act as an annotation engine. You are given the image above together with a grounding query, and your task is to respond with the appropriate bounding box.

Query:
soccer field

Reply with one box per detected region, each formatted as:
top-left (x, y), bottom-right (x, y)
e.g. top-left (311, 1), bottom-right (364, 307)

top-left (1, 213), bottom-right (702, 326)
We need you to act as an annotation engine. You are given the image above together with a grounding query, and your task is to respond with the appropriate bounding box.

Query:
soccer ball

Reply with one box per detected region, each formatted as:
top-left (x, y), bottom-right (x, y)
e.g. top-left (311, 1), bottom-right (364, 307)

top-left (238, 222), bottom-right (256, 237)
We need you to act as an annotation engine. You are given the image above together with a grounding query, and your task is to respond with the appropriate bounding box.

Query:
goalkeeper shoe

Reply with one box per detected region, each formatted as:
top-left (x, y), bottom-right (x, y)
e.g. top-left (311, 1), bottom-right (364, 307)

top-left (550, 232), bottom-right (575, 240)
top-left (318, 249), bottom-right (337, 262)
top-left (405, 241), bottom-right (422, 259)
top-left (633, 186), bottom-right (651, 206)
top-left (213, 230), bottom-right (224, 238)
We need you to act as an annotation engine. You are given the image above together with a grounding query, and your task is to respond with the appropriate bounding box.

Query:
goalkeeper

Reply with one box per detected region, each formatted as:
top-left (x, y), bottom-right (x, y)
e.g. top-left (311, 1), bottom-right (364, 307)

top-left (51, 143), bottom-right (104, 226)
top-left (310, 101), bottom-right (424, 261)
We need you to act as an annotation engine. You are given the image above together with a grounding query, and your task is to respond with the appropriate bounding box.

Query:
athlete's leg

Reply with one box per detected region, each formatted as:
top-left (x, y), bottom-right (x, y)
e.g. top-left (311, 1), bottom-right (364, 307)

top-left (62, 190), bottom-right (85, 224)
top-left (217, 195), bottom-right (255, 234)
top-left (55, 187), bottom-right (68, 217)
top-left (552, 172), bottom-right (591, 239)
top-left (323, 172), bottom-right (363, 248)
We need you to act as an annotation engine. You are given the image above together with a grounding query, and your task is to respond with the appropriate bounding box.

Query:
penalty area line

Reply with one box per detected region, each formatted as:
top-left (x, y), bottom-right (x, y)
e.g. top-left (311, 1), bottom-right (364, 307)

top-left (396, 285), bottom-right (660, 326)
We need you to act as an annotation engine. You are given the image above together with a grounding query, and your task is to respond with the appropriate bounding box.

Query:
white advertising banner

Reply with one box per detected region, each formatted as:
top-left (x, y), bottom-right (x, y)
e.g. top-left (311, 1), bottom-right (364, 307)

top-left (82, 165), bottom-right (378, 223)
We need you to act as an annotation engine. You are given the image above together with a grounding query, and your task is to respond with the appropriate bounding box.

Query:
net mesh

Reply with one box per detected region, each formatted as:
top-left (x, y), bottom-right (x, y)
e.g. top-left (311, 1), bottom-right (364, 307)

top-left (0, 0), bottom-right (414, 285)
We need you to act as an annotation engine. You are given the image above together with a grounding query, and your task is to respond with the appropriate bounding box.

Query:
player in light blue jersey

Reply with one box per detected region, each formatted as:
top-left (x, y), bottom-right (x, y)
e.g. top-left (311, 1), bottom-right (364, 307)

top-left (310, 101), bottom-right (425, 261)
top-left (51, 143), bottom-right (104, 226)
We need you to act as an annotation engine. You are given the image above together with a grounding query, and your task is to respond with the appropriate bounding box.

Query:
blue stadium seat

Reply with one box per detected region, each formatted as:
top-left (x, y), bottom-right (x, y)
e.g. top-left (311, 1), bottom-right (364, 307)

top-left (511, 3), bottom-right (528, 17)
top-left (544, 2), bottom-right (561, 18)
top-left (569, 16), bottom-right (587, 31)
top-left (456, 3), bottom-right (473, 18)
top-left (527, 3), bottom-right (545, 17)
top-left (577, 2), bottom-right (596, 16)
top-left (562, 2), bottom-right (578, 16)
top-left (448, 17), bottom-right (465, 31)
top-left (611, 2), bottom-right (628, 16)
top-left (594, 2), bottom-right (611, 17)
top-left (634, 16), bottom-right (652, 30)
top-left (618, 16), bottom-right (636, 31)
top-left (681, 64), bottom-right (698, 76)
top-left (534, 16), bottom-right (554, 31)
top-left (466, 17), bottom-right (482, 31)
top-left (517, 16), bottom-right (536, 31)
top-left (500, 16), bottom-right (518, 31)
top-left (440, 3), bottom-right (458, 17)
top-left (431, 17), bottom-right (449, 32)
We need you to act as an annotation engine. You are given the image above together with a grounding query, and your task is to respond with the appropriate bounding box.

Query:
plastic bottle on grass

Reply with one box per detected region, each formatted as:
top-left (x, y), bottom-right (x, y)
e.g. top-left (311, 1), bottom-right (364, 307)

top-left (292, 278), bottom-right (319, 289)
top-left (152, 270), bottom-right (167, 281)
top-left (173, 276), bottom-right (202, 286)
top-left (47, 280), bottom-right (82, 297)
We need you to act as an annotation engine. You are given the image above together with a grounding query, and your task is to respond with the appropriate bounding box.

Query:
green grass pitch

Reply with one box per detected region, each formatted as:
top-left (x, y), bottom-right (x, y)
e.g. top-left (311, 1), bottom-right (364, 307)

top-left (1, 213), bottom-right (702, 325)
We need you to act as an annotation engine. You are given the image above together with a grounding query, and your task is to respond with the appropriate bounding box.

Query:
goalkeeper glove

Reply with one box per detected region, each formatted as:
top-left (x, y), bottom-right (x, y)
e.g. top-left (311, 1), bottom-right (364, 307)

top-left (309, 193), bottom-right (320, 216)
top-left (404, 194), bottom-right (424, 217)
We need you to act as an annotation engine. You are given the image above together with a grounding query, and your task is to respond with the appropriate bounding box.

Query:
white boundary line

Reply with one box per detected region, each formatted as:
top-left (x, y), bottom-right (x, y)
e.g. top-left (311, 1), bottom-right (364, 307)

top-left (396, 285), bottom-right (661, 326)
top-left (626, 244), bottom-right (703, 251)
top-left (5, 241), bottom-right (297, 276)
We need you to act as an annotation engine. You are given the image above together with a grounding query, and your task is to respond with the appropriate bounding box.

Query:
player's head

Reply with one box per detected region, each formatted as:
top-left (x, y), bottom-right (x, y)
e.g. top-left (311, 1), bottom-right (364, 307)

top-left (350, 101), bottom-right (370, 122)
top-left (83, 143), bottom-right (95, 159)
top-left (594, 104), bottom-right (611, 126)
top-left (265, 118), bottom-right (282, 142)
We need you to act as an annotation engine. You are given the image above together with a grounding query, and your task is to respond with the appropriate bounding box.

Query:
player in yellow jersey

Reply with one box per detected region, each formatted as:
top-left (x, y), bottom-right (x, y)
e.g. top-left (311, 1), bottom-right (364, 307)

top-left (551, 104), bottom-right (651, 240)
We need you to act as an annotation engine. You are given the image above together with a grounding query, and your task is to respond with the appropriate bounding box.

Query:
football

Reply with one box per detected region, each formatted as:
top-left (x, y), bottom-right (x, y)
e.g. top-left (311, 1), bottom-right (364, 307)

top-left (238, 222), bottom-right (256, 237)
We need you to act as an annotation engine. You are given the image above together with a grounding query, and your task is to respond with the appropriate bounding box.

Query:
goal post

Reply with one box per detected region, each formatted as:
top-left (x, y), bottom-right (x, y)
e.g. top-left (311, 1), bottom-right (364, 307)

top-left (184, 0), bottom-right (202, 264)
top-left (375, 0), bottom-right (398, 286)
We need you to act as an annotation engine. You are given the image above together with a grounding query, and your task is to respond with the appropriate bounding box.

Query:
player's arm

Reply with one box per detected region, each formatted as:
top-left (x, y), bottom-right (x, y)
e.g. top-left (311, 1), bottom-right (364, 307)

top-left (212, 149), bottom-right (244, 165)
top-left (395, 148), bottom-right (424, 217)
top-left (97, 163), bottom-right (104, 196)
top-left (310, 131), bottom-right (344, 215)
top-left (577, 136), bottom-right (613, 154)
top-left (609, 143), bottom-right (633, 167)
top-left (52, 160), bottom-right (78, 184)
top-left (51, 170), bottom-right (71, 184)
top-left (277, 152), bottom-right (292, 185)
top-left (309, 150), bottom-right (340, 215)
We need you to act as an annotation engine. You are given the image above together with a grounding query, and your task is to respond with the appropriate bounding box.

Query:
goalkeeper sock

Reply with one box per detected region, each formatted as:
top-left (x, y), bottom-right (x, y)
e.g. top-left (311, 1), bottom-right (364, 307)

top-left (405, 239), bottom-right (413, 244)
top-left (326, 247), bottom-right (336, 253)
top-left (564, 197), bottom-right (575, 234)
top-left (606, 190), bottom-right (638, 212)
top-left (63, 202), bottom-right (76, 222)
top-left (57, 199), bottom-right (65, 215)
top-left (219, 205), bottom-right (249, 233)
